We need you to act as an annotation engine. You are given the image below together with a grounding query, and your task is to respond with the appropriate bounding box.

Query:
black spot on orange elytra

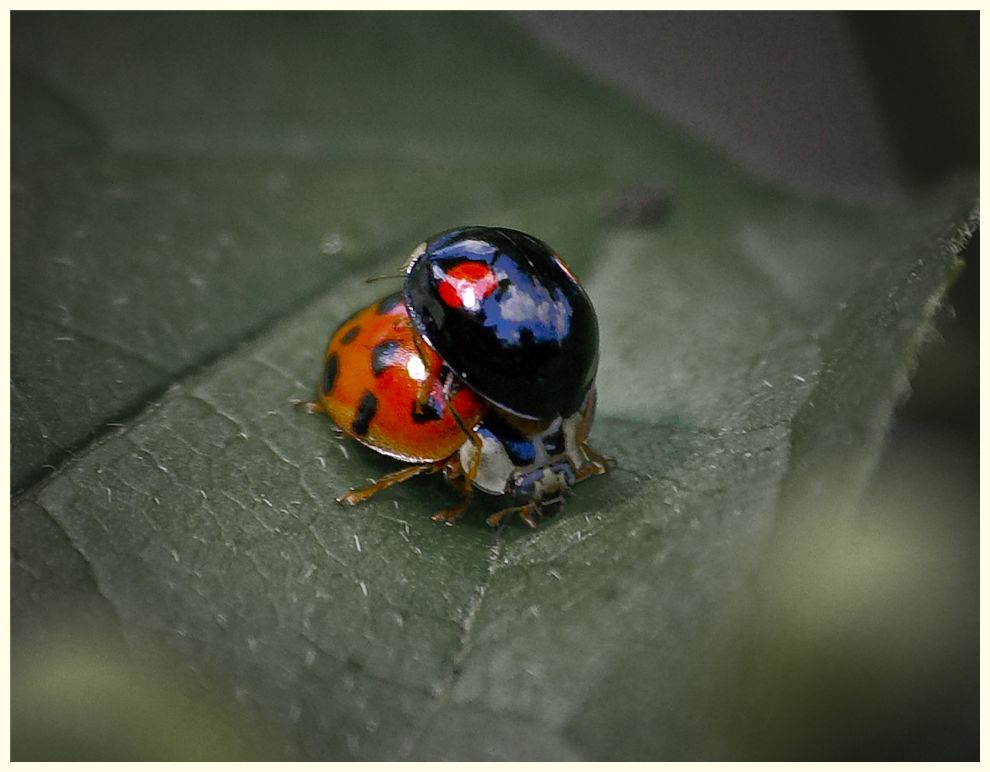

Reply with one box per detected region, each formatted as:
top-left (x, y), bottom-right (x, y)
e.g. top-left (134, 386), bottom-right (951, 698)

top-left (351, 391), bottom-right (378, 436)
top-left (371, 340), bottom-right (402, 376)
top-left (411, 393), bottom-right (443, 424)
top-left (323, 353), bottom-right (339, 395)
top-left (341, 326), bottom-right (360, 345)
top-left (376, 292), bottom-right (403, 315)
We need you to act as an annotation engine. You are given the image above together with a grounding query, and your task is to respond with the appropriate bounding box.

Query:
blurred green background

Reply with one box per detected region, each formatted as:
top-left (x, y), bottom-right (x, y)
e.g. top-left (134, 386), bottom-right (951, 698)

top-left (525, 12), bottom-right (979, 759)
top-left (11, 11), bottom-right (977, 761)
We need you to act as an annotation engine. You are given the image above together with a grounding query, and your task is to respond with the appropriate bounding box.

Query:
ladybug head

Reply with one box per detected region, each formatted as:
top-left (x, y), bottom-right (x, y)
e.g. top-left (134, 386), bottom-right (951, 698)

top-left (403, 226), bottom-right (599, 422)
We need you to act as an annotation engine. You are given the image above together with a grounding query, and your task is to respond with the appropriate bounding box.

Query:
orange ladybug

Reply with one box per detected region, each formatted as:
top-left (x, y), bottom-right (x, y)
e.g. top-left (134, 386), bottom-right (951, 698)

top-left (300, 292), bottom-right (489, 522)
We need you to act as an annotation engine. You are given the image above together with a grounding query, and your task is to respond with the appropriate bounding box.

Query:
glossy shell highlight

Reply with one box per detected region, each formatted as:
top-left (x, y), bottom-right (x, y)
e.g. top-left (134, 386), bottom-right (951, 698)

top-left (318, 293), bottom-right (488, 462)
top-left (403, 226), bottom-right (599, 421)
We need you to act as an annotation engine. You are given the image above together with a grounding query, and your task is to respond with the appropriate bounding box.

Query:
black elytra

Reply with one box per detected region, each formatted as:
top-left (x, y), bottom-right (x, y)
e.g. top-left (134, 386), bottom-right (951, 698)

top-left (403, 226), bottom-right (599, 421)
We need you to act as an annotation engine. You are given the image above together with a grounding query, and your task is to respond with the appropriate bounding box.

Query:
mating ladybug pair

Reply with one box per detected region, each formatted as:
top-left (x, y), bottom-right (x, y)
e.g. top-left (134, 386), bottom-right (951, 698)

top-left (302, 226), bottom-right (612, 527)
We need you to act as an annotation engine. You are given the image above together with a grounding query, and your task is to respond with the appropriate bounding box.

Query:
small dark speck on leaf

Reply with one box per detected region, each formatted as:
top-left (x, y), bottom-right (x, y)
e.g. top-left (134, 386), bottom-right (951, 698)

top-left (607, 184), bottom-right (673, 225)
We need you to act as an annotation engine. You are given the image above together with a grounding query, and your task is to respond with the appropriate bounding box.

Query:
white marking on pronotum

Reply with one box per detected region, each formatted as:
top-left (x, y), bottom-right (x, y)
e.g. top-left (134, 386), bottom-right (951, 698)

top-left (353, 534), bottom-right (362, 553)
top-left (406, 241), bottom-right (427, 265)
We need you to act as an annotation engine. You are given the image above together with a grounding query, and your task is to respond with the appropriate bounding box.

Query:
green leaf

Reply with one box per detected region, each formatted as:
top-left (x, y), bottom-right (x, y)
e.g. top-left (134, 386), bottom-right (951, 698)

top-left (12, 12), bottom-right (977, 760)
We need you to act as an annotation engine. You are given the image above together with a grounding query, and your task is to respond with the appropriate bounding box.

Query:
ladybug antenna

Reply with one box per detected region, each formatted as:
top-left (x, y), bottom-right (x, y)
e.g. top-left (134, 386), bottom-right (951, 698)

top-left (364, 271), bottom-right (404, 284)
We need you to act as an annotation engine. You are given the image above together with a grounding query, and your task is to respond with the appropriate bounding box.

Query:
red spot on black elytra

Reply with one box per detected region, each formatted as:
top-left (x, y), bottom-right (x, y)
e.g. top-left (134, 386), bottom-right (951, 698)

top-left (436, 261), bottom-right (497, 310)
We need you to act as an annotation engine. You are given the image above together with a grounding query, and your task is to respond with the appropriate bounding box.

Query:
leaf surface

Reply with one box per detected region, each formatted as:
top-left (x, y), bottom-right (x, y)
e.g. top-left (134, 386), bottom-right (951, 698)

top-left (11, 12), bottom-right (977, 760)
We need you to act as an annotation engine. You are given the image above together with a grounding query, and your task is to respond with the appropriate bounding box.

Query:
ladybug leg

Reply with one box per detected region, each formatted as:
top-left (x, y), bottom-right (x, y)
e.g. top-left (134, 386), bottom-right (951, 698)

top-left (364, 270), bottom-right (405, 284)
top-left (486, 501), bottom-right (540, 529)
top-left (291, 398), bottom-right (325, 415)
top-left (574, 459), bottom-right (610, 483)
top-left (409, 332), bottom-right (440, 416)
top-left (430, 372), bottom-right (483, 525)
top-left (337, 461), bottom-right (445, 506)
top-left (443, 454), bottom-right (464, 482)
top-left (430, 458), bottom-right (475, 525)
top-left (432, 460), bottom-right (475, 524)
top-left (431, 497), bottom-right (471, 526)
top-left (577, 442), bottom-right (616, 480)
top-left (574, 397), bottom-right (615, 479)
top-left (292, 398), bottom-right (345, 437)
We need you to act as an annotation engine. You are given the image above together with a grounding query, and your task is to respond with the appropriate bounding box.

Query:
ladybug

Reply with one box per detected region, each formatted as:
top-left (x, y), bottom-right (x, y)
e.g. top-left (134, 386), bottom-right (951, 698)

top-left (299, 291), bottom-right (490, 521)
top-left (403, 226), bottom-right (599, 422)
top-left (302, 226), bottom-right (611, 526)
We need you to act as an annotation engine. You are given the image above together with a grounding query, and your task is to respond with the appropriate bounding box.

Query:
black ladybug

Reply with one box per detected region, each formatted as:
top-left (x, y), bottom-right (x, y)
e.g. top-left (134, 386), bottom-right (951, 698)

top-left (403, 226), bottom-right (599, 422)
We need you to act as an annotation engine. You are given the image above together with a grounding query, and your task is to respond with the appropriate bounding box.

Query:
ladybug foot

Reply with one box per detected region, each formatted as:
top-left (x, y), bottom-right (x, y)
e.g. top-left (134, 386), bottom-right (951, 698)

top-left (335, 462), bottom-right (444, 507)
top-left (291, 398), bottom-right (324, 415)
top-left (431, 497), bottom-right (470, 526)
top-left (574, 445), bottom-right (616, 484)
top-left (336, 485), bottom-right (388, 507)
top-left (486, 502), bottom-right (540, 529)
